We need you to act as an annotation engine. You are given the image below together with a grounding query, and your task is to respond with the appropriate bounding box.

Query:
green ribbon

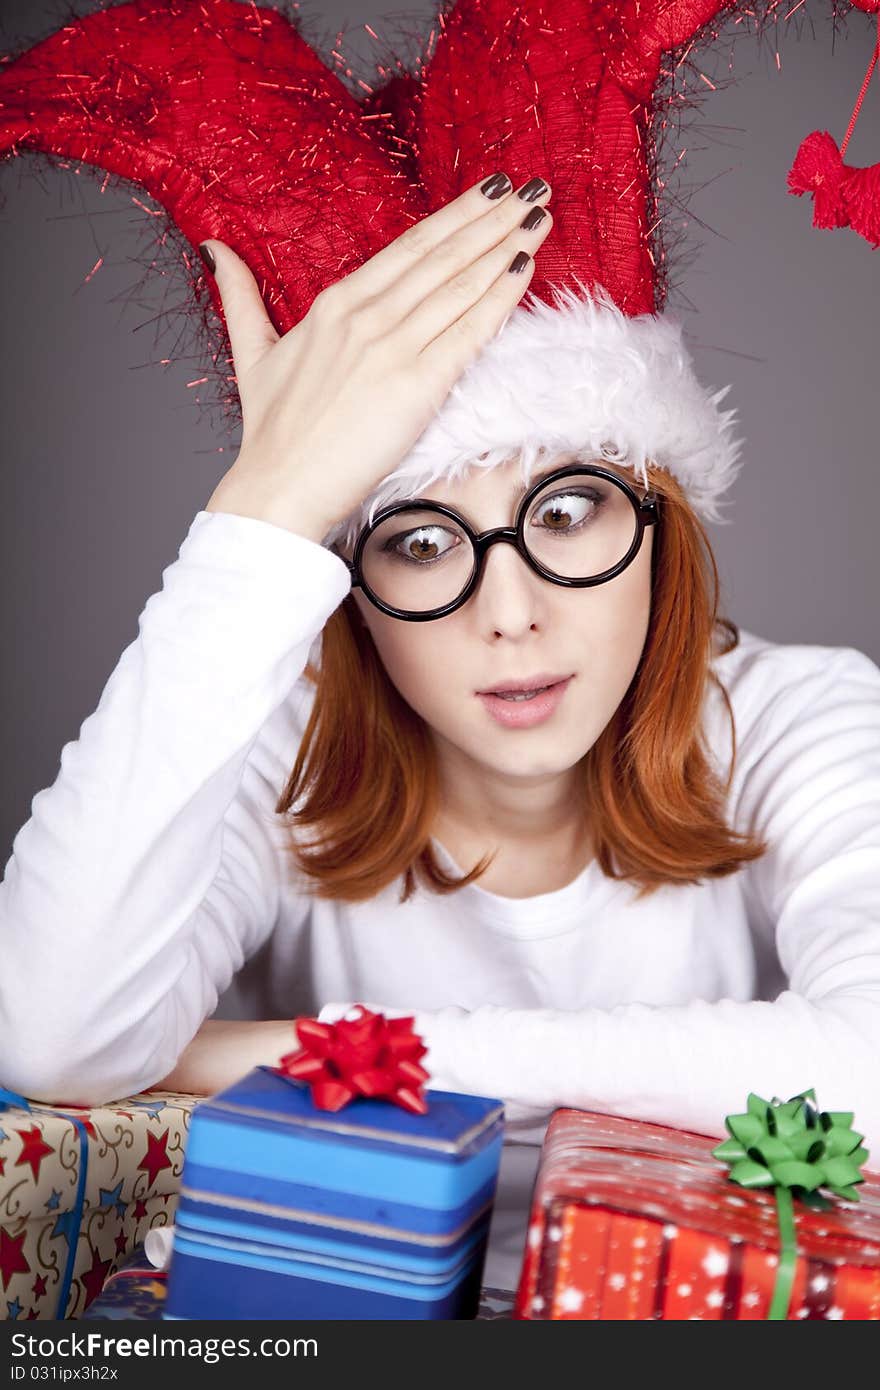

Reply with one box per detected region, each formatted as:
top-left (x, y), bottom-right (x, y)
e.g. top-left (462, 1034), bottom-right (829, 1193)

top-left (711, 1089), bottom-right (870, 1319)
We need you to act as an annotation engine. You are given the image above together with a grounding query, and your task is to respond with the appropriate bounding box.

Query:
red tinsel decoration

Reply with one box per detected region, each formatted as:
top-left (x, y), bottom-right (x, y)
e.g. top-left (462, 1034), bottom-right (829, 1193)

top-left (0, 0), bottom-right (783, 429)
top-left (275, 1005), bottom-right (431, 1114)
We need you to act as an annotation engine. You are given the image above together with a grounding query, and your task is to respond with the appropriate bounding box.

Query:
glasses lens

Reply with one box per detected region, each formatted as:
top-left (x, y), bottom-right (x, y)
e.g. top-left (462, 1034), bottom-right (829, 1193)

top-left (360, 508), bottom-right (477, 614)
top-left (523, 471), bottom-right (638, 579)
top-left (358, 473), bottom-right (642, 614)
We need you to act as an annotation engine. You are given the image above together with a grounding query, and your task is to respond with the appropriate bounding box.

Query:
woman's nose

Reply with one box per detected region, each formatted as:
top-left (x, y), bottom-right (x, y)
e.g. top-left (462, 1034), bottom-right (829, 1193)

top-left (472, 536), bottom-right (545, 634)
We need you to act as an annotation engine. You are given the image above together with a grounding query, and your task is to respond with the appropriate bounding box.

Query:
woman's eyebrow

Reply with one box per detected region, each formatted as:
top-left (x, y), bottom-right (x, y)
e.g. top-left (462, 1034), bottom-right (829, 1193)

top-left (511, 455), bottom-right (620, 500)
top-left (512, 459), bottom-right (590, 498)
top-left (420, 458), bottom-right (624, 513)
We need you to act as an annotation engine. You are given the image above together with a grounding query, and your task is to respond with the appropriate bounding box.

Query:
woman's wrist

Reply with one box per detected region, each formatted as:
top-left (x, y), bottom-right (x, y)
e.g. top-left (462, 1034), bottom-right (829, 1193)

top-left (152, 1018), bottom-right (297, 1096)
top-left (205, 455), bottom-right (335, 546)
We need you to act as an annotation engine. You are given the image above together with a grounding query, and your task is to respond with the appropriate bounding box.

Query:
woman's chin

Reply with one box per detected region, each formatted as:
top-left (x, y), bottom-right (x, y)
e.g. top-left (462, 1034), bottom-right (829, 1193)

top-left (450, 730), bottom-right (592, 783)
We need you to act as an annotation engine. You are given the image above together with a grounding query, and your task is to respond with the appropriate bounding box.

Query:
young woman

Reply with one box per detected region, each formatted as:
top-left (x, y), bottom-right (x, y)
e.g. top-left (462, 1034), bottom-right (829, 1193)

top-left (2, 172), bottom-right (879, 1292)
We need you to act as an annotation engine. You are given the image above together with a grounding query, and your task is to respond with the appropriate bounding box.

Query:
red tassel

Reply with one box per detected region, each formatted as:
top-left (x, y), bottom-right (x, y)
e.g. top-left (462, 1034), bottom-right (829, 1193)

top-left (788, 130), bottom-right (880, 250)
top-left (787, 130), bottom-right (848, 228)
top-left (840, 161), bottom-right (880, 249)
top-left (789, 7), bottom-right (879, 249)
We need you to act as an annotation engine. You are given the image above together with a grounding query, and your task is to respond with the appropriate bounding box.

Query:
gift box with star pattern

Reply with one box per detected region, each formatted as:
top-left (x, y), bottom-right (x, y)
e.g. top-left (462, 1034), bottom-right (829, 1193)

top-left (163, 1065), bottom-right (505, 1320)
top-left (0, 1088), bottom-right (197, 1320)
top-left (514, 1108), bottom-right (880, 1320)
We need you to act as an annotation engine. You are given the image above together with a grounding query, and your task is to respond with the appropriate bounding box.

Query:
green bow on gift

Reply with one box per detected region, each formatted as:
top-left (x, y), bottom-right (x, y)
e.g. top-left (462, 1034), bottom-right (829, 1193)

top-left (712, 1089), bottom-right (870, 1320)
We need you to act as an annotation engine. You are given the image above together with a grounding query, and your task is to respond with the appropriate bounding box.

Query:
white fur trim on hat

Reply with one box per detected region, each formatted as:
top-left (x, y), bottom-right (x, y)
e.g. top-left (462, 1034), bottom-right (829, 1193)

top-left (324, 280), bottom-right (744, 552)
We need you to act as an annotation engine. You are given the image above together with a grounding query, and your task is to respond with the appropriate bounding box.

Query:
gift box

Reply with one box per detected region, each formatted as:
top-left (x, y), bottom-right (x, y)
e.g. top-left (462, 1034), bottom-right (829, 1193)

top-left (82, 1243), bottom-right (517, 1320)
top-left (0, 1087), bottom-right (197, 1320)
top-left (515, 1107), bottom-right (880, 1320)
top-left (81, 1243), bottom-right (170, 1321)
top-left (164, 1064), bottom-right (505, 1320)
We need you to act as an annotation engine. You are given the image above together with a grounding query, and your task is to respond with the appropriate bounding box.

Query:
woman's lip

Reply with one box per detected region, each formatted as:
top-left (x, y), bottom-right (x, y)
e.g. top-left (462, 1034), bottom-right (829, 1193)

top-left (476, 676), bottom-right (574, 730)
top-left (477, 674), bottom-right (573, 695)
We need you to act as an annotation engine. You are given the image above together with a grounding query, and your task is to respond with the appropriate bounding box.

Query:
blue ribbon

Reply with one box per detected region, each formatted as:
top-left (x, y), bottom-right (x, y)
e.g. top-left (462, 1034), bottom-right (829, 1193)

top-left (51, 1114), bottom-right (89, 1319)
top-left (0, 1086), bottom-right (32, 1112)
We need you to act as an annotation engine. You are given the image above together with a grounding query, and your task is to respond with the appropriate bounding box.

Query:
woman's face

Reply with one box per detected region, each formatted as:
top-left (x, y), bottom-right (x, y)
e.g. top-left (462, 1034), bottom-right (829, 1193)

top-left (344, 456), bottom-right (655, 785)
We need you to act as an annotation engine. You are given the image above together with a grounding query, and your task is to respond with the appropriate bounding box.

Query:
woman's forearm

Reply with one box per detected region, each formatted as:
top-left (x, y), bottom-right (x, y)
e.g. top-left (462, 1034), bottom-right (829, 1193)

top-left (150, 1019), bottom-right (295, 1096)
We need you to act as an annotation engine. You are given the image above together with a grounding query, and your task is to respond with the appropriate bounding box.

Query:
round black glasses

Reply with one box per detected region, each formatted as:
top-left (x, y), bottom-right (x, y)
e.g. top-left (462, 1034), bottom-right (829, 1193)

top-left (340, 464), bottom-right (660, 622)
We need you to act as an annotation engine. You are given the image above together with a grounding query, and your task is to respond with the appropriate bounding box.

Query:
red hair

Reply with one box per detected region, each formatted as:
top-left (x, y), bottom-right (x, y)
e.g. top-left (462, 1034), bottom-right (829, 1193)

top-left (276, 465), bottom-right (768, 903)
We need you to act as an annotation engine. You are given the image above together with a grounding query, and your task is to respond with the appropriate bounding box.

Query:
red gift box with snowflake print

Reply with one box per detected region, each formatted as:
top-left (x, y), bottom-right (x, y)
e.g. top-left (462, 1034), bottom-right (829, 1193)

top-left (0, 1088), bottom-right (197, 1321)
top-left (514, 1108), bottom-right (880, 1320)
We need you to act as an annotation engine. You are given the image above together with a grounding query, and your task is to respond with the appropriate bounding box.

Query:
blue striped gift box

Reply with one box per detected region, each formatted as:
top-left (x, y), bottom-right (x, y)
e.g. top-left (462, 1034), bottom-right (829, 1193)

top-left (164, 1065), bottom-right (505, 1320)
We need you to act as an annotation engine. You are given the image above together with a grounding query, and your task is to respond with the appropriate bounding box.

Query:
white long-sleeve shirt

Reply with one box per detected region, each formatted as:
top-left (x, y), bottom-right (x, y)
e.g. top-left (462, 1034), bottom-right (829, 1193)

top-left (2, 509), bottom-right (879, 1293)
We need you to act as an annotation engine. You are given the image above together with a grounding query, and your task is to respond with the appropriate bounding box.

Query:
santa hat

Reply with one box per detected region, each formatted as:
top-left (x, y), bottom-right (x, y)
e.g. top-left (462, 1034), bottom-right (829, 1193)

top-left (0, 0), bottom-right (811, 548)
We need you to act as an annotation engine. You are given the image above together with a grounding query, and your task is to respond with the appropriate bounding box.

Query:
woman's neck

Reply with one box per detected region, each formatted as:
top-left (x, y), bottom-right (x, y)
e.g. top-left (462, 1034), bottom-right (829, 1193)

top-left (432, 743), bottom-right (593, 897)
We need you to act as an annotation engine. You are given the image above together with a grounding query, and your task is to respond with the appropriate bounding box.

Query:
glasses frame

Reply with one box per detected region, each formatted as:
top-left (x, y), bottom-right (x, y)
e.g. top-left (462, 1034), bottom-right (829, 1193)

top-left (341, 463), bottom-right (661, 622)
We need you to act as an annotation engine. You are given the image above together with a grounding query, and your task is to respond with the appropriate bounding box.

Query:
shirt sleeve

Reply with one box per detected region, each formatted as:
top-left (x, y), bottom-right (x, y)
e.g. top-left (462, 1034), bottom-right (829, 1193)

top-left (0, 510), bottom-right (351, 1105)
top-left (379, 643), bottom-right (880, 1155)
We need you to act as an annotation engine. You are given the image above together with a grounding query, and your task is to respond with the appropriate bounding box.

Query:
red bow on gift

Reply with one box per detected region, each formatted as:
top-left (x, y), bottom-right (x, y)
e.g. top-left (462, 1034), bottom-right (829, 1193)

top-left (275, 1006), bottom-right (431, 1114)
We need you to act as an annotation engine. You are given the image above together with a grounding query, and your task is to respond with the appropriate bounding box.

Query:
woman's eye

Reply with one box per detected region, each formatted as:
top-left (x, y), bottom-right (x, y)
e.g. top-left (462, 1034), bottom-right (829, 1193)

top-left (386, 526), bottom-right (460, 563)
top-left (531, 491), bottom-right (600, 532)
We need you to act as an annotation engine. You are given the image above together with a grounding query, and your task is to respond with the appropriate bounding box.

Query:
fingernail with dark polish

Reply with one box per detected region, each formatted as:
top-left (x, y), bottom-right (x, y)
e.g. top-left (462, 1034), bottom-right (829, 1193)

top-left (518, 177), bottom-right (548, 202)
top-left (520, 206), bottom-right (547, 231)
top-left (480, 172), bottom-right (512, 200)
top-left (198, 242), bottom-right (216, 274)
top-left (508, 251), bottom-right (531, 274)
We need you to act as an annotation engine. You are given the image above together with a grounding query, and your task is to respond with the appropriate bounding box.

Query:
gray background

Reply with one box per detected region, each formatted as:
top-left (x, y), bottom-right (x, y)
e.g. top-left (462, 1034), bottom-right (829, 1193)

top-left (1, 0), bottom-right (878, 869)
